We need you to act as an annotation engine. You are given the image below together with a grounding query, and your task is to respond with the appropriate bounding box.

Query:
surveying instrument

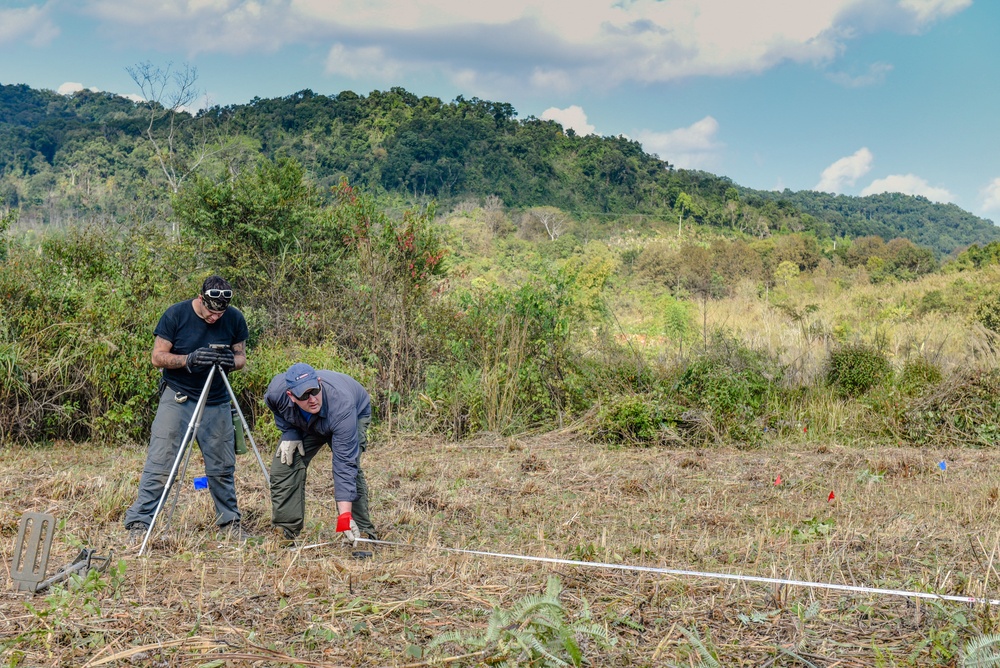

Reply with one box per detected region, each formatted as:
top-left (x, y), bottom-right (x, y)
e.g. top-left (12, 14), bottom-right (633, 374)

top-left (138, 348), bottom-right (270, 556)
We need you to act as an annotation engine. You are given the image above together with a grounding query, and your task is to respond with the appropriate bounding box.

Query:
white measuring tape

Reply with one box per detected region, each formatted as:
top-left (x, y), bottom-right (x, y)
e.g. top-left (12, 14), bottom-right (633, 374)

top-left (296, 538), bottom-right (1000, 606)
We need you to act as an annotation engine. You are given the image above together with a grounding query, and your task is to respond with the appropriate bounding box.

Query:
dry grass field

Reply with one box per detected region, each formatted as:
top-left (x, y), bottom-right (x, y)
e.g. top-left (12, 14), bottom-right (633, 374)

top-left (4, 431), bottom-right (1000, 667)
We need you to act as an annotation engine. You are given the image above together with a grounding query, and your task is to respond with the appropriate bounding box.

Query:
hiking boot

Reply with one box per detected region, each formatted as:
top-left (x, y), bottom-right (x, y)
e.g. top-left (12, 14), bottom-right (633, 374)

top-left (219, 520), bottom-right (252, 541)
top-left (271, 526), bottom-right (297, 549)
top-left (126, 522), bottom-right (149, 546)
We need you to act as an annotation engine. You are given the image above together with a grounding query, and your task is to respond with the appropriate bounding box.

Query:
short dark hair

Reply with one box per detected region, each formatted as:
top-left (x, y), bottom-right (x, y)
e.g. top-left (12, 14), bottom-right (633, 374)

top-left (202, 275), bottom-right (232, 293)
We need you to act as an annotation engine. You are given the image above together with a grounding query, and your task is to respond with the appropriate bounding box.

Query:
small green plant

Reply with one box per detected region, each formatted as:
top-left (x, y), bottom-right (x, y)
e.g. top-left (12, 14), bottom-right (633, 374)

top-left (427, 576), bottom-right (614, 667)
top-left (962, 632), bottom-right (1000, 666)
top-left (21, 559), bottom-right (126, 651)
top-left (571, 543), bottom-right (597, 561)
top-left (856, 469), bottom-right (885, 484)
top-left (674, 626), bottom-right (721, 667)
top-left (827, 343), bottom-right (891, 398)
top-left (791, 517), bottom-right (835, 542)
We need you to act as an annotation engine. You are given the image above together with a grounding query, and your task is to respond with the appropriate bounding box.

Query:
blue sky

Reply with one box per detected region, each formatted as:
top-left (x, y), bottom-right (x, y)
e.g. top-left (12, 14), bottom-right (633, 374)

top-left (1, 0), bottom-right (997, 221)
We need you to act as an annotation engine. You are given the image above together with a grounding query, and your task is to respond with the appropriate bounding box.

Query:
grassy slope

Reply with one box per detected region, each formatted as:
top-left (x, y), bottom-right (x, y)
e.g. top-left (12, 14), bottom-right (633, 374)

top-left (2, 435), bottom-right (999, 666)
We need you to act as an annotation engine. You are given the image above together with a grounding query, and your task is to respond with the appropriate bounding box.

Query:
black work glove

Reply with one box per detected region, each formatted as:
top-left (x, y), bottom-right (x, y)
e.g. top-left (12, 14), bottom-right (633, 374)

top-left (215, 348), bottom-right (236, 371)
top-left (185, 347), bottom-right (220, 372)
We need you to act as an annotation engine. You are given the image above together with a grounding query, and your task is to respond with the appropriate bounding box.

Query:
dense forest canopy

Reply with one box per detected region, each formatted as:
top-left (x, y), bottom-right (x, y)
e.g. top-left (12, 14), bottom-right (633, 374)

top-left (0, 81), bottom-right (997, 256)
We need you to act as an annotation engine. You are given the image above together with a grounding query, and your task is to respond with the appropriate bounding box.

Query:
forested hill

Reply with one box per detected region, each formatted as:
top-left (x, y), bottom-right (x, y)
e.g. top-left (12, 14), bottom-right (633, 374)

top-left (1, 81), bottom-right (997, 255)
top-left (747, 188), bottom-right (999, 256)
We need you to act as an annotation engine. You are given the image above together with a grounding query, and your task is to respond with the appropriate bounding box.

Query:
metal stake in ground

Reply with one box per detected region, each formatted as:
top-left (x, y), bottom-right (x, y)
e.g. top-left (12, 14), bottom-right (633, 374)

top-left (138, 362), bottom-right (270, 556)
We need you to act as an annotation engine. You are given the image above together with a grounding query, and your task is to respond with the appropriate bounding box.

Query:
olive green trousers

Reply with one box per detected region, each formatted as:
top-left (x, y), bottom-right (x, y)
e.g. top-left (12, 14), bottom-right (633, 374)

top-left (269, 416), bottom-right (374, 538)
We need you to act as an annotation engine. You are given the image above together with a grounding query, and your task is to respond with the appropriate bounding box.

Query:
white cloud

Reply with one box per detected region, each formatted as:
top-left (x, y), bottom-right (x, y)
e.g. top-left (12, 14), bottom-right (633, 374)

top-left (827, 61), bottom-right (893, 88)
top-left (815, 147), bottom-right (874, 192)
top-left (981, 178), bottom-right (1000, 214)
top-left (0, 4), bottom-right (59, 46)
top-left (540, 105), bottom-right (595, 136)
top-left (75, 0), bottom-right (971, 93)
top-left (861, 174), bottom-right (954, 202)
top-left (899, 0), bottom-right (971, 24)
top-left (636, 116), bottom-right (723, 170)
top-left (325, 43), bottom-right (402, 80)
top-left (57, 82), bottom-right (86, 95)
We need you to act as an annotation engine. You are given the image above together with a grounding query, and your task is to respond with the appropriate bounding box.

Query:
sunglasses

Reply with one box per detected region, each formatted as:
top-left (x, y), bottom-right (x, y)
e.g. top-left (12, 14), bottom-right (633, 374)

top-left (294, 387), bottom-right (321, 400)
top-left (204, 289), bottom-right (233, 299)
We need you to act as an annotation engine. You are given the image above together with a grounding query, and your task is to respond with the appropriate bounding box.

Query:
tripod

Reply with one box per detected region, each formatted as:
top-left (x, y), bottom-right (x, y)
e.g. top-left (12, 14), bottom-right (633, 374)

top-left (138, 363), bottom-right (270, 556)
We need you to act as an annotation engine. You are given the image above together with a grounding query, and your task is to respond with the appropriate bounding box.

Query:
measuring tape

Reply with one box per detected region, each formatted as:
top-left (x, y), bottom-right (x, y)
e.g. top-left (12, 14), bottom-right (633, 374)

top-left (296, 537), bottom-right (1000, 606)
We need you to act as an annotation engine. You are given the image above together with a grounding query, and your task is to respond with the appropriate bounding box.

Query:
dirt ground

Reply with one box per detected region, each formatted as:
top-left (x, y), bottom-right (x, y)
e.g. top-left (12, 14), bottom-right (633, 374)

top-left (3, 432), bottom-right (1000, 666)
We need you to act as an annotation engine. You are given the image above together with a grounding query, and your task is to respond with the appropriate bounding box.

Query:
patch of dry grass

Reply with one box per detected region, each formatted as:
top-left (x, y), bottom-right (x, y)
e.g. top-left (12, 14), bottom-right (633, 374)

top-left (615, 267), bottom-right (1000, 386)
top-left (3, 434), bottom-right (1000, 666)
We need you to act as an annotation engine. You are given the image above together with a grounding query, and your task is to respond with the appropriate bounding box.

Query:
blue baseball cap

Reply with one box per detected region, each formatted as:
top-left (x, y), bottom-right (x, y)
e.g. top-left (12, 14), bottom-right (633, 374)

top-left (285, 363), bottom-right (320, 398)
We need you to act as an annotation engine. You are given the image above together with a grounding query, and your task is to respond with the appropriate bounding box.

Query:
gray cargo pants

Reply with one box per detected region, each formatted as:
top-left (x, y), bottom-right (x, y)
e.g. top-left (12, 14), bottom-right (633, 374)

top-left (124, 389), bottom-right (240, 528)
top-left (269, 415), bottom-right (375, 538)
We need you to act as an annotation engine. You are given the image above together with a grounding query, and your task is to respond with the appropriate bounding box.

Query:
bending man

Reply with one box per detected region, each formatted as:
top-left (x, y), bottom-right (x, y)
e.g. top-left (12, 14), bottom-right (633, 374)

top-left (124, 275), bottom-right (250, 543)
top-left (265, 363), bottom-right (377, 547)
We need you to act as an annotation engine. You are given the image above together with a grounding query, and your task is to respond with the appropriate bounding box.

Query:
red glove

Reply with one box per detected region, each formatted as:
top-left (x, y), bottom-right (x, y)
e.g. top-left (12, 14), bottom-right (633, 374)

top-left (337, 511), bottom-right (361, 544)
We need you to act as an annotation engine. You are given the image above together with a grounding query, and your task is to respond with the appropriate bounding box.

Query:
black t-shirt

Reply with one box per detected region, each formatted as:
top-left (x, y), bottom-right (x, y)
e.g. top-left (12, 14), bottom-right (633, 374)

top-left (154, 299), bottom-right (250, 405)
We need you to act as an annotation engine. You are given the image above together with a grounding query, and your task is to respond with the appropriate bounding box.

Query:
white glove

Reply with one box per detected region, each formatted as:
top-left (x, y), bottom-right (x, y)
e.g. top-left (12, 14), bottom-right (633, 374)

top-left (337, 512), bottom-right (361, 545)
top-left (278, 439), bottom-right (304, 465)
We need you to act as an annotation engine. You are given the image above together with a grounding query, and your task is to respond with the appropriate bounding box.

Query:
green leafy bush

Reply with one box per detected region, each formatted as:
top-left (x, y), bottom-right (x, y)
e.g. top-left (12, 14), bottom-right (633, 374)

top-left (674, 334), bottom-right (782, 446)
top-left (898, 356), bottom-right (943, 396)
top-left (591, 394), bottom-right (678, 445)
top-left (975, 293), bottom-right (1000, 333)
top-left (902, 369), bottom-right (1000, 447)
top-left (827, 343), bottom-right (891, 398)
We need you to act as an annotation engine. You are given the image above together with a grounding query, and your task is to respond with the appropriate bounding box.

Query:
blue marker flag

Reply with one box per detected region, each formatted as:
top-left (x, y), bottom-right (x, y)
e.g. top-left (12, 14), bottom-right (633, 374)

top-left (194, 476), bottom-right (208, 490)
top-left (938, 461), bottom-right (947, 471)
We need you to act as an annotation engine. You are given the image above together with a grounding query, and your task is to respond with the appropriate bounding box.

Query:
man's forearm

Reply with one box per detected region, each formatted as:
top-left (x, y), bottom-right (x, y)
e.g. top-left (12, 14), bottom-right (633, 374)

top-left (151, 350), bottom-right (188, 369)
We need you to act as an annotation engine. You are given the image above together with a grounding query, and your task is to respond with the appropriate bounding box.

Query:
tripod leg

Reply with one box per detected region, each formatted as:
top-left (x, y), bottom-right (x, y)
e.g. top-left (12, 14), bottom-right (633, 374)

top-left (162, 425), bottom-right (199, 533)
top-left (218, 370), bottom-right (271, 487)
top-left (139, 366), bottom-right (217, 556)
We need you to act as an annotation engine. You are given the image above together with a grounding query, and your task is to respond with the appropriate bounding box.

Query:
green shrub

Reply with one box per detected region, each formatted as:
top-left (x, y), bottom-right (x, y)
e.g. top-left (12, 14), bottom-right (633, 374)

top-left (902, 369), bottom-right (1000, 447)
top-left (674, 334), bottom-right (782, 446)
top-left (827, 343), bottom-right (891, 398)
top-left (898, 356), bottom-right (943, 396)
top-left (591, 394), bottom-right (678, 445)
top-left (916, 290), bottom-right (947, 316)
top-left (976, 293), bottom-right (1000, 333)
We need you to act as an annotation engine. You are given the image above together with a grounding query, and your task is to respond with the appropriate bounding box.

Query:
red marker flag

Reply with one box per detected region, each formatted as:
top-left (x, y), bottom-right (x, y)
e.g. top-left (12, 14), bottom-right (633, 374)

top-left (828, 490), bottom-right (835, 502)
top-left (336, 511), bottom-right (353, 532)
top-left (774, 475), bottom-right (782, 486)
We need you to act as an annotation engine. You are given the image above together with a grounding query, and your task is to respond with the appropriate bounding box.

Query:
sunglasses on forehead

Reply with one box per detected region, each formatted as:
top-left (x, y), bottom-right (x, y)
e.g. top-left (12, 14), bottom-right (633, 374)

top-left (203, 289), bottom-right (233, 299)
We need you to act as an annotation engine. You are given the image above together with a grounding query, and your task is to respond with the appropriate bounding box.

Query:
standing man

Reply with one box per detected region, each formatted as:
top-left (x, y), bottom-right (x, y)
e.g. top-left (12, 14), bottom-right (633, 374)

top-left (264, 363), bottom-right (376, 550)
top-left (124, 275), bottom-right (251, 544)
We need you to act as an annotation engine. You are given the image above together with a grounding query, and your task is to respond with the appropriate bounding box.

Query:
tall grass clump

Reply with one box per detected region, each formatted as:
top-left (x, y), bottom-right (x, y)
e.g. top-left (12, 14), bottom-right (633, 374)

top-left (419, 280), bottom-right (574, 438)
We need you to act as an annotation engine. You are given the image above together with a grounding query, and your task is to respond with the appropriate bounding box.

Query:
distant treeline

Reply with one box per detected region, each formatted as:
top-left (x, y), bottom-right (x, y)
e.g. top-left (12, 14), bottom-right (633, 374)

top-left (0, 82), bottom-right (997, 255)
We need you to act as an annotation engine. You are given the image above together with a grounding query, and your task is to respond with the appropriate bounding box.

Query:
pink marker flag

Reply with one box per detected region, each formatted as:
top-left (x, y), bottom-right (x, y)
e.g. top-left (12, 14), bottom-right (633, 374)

top-left (774, 475), bottom-right (782, 486)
